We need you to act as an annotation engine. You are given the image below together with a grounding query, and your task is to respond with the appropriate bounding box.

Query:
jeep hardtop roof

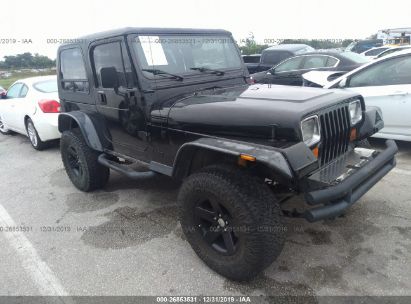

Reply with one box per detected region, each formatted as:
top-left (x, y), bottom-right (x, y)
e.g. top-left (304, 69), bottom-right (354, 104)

top-left (60, 27), bottom-right (232, 48)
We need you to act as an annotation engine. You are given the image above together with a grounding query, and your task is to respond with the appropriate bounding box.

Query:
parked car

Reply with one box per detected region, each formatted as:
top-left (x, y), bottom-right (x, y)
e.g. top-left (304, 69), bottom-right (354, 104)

top-left (303, 49), bottom-right (411, 141)
top-left (56, 27), bottom-right (396, 281)
top-left (252, 44), bottom-right (314, 73)
top-left (0, 75), bottom-right (60, 150)
top-left (375, 45), bottom-right (411, 59)
top-left (0, 86), bottom-right (6, 97)
top-left (360, 46), bottom-right (391, 58)
top-left (251, 51), bottom-right (370, 86)
top-left (242, 54), bottom-right (261, 74)
top-left (345, 39), bottom-right (383, 53)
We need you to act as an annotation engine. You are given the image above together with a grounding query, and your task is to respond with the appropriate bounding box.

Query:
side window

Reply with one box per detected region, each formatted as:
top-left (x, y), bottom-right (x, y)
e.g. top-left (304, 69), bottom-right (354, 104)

top-left (6, 83), bottom-right (23, 98)
top-left (92, 42), bottom-right (130, 88)
top-left (325, 56), bottom-right (338, 67)
top-left (60, 48), bottom-right (89, 92)
top-left (302, 56), bottom-right (328, 69)
top-left (20, 85), bottom-right (28, 97)
top-left (349, 55), bottom-right (411, 87)
top-left (275, 57), bottom-right (304, 72)
top-left (365, 48), bottom-right (387, 56)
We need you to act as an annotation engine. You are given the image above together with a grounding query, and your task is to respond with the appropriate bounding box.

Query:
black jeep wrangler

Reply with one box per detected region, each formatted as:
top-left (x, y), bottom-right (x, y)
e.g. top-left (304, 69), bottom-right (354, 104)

top-left (57, 28), bottom-right (397, 281)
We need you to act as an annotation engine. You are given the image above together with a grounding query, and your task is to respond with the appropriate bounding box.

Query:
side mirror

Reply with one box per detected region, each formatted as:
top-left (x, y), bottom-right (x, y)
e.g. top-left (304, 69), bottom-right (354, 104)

top-left (267, 69), bottom-right (275, 75)
top-left (338, 78), bottom-right (348, 88)
top-left (100, 67), bottom-right (119, 91)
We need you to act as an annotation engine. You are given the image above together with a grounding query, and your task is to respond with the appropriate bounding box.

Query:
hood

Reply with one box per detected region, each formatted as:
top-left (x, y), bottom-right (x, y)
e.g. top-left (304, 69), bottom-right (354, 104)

top-left (302, 71), bottom-right (347, 87)
top-left (167, 84), bottom-right (358, 142)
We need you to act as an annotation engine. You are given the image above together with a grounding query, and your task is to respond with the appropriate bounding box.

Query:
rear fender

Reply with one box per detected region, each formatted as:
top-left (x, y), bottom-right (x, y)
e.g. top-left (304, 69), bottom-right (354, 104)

top-left (58, 111), bottom-right (111, 152)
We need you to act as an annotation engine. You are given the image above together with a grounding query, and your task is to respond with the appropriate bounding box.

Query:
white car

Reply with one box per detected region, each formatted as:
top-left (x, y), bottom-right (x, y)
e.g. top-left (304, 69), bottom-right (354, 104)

top-left (360, 46), bottom-right (391, 58)
top-left (374, 45), bottom-right (411, 59)
top-left (303, 49), bottom-right (411, 141)
top-left (0, 76), bottom-right (61, 150)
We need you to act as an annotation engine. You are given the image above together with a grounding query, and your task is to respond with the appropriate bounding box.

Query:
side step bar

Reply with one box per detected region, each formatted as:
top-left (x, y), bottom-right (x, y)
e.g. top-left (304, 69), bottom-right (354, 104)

top-left (98, 154), bottom-right (157, 180)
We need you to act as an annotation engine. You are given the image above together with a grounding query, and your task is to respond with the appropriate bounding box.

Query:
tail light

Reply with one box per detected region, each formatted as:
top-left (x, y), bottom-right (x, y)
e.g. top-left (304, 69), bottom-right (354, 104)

top-left (38, 99), bottom-right (60, 113)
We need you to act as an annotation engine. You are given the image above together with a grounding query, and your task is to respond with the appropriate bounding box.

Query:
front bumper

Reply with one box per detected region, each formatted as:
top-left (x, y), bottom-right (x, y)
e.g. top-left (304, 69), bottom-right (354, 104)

top-left (302, 140), bottom-right (398, 222)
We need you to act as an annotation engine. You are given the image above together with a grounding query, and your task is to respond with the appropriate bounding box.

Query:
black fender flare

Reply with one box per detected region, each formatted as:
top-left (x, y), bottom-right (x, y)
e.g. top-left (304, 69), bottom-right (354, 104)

top-left (58, 111), bottom-right (111, 152)
top-left (172, 137), bottom-right (294, 181)
top-left (358, 106), bottom-right (384, 140)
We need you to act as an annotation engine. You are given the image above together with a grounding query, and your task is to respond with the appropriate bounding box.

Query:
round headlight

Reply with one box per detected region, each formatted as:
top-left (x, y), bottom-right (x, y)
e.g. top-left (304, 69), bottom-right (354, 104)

top-left (349, 100), bottom-right (363, 125)
top-left (301, 115), bottom-right (321, 147)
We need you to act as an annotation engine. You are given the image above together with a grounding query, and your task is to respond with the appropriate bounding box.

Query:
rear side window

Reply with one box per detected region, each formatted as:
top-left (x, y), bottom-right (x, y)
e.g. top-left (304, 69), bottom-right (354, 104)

top-left (20, 84), bottom-right (28, 97)
top-left (326, 56), bottom-right (339, 67)
top-left (34, 80), bottom-right (58, 93)
top-left (60, 48), bottom-right (89, 92)
top-left (302, 56), bottom-right (329, 69)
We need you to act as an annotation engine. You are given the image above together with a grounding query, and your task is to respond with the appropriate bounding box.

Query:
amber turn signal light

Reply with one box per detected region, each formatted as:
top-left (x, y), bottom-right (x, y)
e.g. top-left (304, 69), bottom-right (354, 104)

top-left (240, 154), bottom-right (256, 162)
top-left (311, 146), bottom-right (319, 158)
top-left (238, 154), bottom-right (256, 166)
top-left (350, 128), bottom-right (357, 142)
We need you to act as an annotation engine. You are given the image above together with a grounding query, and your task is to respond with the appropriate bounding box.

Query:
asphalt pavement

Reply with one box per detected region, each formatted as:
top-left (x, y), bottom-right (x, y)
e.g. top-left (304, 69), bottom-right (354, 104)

top-left (0, 133), bottom-right (410, 300)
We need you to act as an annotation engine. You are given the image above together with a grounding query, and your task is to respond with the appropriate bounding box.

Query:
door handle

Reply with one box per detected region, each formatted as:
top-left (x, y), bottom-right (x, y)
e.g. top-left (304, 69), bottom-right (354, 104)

top-left (97, 91), bottom-right (107, 104)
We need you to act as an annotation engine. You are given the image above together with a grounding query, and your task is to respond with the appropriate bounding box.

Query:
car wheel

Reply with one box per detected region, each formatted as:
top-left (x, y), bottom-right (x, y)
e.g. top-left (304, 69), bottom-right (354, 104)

top-left (60, 129), bottom-right (110, 192)
top-left (0, 115), bottom-right (12, 135)
top-left (26, 118), bottom-right (48, 150)
top-left (179, 165), bottom-right (286, 281)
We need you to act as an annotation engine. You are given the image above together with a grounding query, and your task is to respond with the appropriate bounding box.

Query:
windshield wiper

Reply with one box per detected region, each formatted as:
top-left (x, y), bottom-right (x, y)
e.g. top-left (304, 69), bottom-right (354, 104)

top-left (190, 67), bottom-right (225, 76)
top-left (142, 69), bottom-right (184, 81)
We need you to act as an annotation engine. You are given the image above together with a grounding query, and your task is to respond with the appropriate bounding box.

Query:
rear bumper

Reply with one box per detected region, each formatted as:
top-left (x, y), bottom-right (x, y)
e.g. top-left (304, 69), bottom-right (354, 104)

top-left (33, 112), bottom-right (61, 142)
top-left (302, 140), bottom-right (397, 222)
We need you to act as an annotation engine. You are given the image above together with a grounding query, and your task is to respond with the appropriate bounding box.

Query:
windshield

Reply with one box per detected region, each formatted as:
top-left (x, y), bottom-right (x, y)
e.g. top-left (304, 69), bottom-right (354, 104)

top-left (133, 35), bottom-right (242, 79)
top-left (340, 51), bottom-right (371, 64)
top-left (33, 80), bottom-right (58, 93)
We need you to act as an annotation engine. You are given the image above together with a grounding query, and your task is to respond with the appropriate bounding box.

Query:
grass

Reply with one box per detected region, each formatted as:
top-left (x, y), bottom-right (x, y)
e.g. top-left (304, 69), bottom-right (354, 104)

top-left (0, 71), bottom-right (56, 89)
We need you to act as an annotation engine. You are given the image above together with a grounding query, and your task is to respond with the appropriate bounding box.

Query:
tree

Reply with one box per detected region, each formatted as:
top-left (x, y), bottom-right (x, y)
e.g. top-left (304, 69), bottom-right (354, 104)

top-left (0, 53), bottom-right (55, 69)
top-left (239, 32), bottom-right (269, 55)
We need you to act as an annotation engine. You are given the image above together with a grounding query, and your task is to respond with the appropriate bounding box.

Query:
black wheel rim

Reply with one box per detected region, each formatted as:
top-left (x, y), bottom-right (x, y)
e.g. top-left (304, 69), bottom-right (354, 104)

top-left (67, 145), bottom-right (83, 178)
top-left (194, 198), bottom-right (238, 255)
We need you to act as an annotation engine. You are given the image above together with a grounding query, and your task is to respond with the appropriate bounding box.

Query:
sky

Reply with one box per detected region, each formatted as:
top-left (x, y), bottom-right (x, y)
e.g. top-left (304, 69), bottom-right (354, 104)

top-left (1, 0), bottom-right (410, 59)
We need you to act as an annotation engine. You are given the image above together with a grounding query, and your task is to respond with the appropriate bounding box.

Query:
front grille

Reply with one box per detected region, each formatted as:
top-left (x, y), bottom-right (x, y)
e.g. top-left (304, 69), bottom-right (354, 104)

top-left (318, 104), bottom-right (351, 166)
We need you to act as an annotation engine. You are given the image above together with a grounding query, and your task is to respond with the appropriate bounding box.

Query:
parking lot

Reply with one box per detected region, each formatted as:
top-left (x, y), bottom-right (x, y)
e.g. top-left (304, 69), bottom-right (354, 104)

top-left (0, 133), bottom-right (410, 299)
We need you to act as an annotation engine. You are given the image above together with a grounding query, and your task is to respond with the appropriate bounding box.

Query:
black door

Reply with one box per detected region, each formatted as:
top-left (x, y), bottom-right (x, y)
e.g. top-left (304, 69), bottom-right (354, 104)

top-left (91, 39), bottom-right (150, 161)
top-left (269, 56), bottom-right (304, 86)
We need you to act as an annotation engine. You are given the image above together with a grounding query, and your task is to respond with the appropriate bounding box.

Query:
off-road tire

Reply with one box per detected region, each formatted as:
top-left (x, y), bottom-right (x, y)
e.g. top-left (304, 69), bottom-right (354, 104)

top-left (179, 165), bottom-right (286, 281)
top-left (60, 129), bottom-right (110, 192)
